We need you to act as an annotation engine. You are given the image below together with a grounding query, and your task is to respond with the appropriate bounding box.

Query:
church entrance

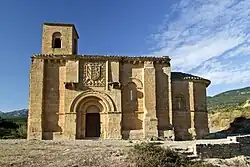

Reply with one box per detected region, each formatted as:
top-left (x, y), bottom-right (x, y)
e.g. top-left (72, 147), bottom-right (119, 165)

top-left (76, 104), bottom-right (102, 139)
top-left (85, 105), bottom-right (101, 138)
top-left (85, 113), bottom-right (100, 137)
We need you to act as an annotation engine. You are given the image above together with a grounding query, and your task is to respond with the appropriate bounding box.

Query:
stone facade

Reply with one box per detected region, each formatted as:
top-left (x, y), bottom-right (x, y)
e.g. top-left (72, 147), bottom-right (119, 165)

top-left (27, 23), bottom-right (211, 140)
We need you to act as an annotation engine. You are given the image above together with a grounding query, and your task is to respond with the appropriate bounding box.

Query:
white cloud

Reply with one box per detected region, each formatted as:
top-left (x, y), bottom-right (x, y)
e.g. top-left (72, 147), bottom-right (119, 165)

top-left (151, 0), bottom-right (250, 88)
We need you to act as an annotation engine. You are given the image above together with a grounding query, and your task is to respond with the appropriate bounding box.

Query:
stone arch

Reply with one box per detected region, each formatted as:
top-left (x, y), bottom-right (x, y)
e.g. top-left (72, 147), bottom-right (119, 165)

top-left (52, 32), bottom-right (62, 48)
top-left (71, 91), bottom-right (117, 139)
top-left (130, 78), bottom-right (143, 89)
top-left (80, 100), bottom-right (104, 114)
top-left (70, 90), bottom-right (116, 114)
top-left (121, 78), bottom-right (144, 133)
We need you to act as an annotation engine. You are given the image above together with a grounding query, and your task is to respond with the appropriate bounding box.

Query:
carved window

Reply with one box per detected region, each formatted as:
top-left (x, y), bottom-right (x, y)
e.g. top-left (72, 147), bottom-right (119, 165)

top-left (174, 95), bottom-right (186, 110)
top-left (130, 90), bottom-right (133, 101)
top-left (52, 32), bottom-right (62, 48)
top-left (128, 82), bottom-right (137, 101)
top-left (125, 82), bottom-right (138, 111)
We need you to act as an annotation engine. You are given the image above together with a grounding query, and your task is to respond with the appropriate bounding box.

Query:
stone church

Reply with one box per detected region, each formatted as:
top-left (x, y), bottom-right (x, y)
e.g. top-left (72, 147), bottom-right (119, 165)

top-left (27, 23), bottom-right (211, 141)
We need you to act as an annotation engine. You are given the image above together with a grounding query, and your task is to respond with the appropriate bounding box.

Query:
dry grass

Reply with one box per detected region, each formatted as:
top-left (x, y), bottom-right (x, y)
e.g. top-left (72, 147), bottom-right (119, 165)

top-left (1, 140), bottom-right (250, 167)
top-left (209, 107), bottom-right (250, 132)
top-left (0, 140), bottom-right (134, 167)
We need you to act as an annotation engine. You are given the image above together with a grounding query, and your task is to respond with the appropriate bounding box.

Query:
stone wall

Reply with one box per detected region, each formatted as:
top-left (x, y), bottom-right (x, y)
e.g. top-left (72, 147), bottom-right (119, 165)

top-left (28, 22), bottom-right (209, 141)
top-left (28, 55), bottom-right (209, 140)
top-left (196, 135), bottom-right (250, 158)
top-left (155, 64), bottom-right (172, 133)
top-left (142, 61), bottom-right (158, 138)
top-left (172, 81), bottom-right (192, 140)
top-left (27, 59), bottom-right (44, 140)
top-left (42, 23), bottom-right (78, 55)
top-left (121, 63), bottom-right (144, 135)
top-left (42, 60), bottom-right (63, 139)
top-left (61, 59), bottom-right (123, 140)
top-left (193, 82), bottom-right (209, 138)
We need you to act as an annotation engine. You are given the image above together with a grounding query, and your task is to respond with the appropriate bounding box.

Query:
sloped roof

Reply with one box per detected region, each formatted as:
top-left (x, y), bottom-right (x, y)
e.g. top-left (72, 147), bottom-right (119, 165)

top-left (171, 72), bottom-right (211, 87)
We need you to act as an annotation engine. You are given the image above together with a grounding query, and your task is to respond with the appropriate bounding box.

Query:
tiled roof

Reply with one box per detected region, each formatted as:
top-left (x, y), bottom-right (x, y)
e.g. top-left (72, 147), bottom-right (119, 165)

top-left (171, 72), bottom-right (211, 86)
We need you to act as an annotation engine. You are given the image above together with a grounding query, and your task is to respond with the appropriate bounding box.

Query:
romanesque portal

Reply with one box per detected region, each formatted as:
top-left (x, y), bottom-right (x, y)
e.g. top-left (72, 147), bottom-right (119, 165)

top-left (27, 23), bottom-right (211, 141)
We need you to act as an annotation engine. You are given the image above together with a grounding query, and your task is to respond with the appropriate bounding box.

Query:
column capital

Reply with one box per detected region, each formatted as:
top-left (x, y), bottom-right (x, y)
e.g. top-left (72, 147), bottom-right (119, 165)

top-left (144, 61), bottom-right (154, 68)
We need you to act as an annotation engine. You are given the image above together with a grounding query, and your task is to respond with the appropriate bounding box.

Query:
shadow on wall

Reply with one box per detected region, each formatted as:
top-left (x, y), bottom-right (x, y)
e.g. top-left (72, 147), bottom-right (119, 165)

top-left (122, 82), bottom-right (144, 139)
top-left (121, 87), bottom-right (144, 139)
top-left (156, 67), bottom-right (171, 132)
top-left (203, 116), bottom-right (250, 139)
top-left (42, 61), bottom-right (62, 140)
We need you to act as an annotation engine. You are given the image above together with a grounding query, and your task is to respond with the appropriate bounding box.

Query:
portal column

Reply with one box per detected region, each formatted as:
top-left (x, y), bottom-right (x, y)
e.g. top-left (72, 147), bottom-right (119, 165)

top-left (64, 113), bottom-right (77, 139)
top-left (143, 61), bottom-right (158, 138)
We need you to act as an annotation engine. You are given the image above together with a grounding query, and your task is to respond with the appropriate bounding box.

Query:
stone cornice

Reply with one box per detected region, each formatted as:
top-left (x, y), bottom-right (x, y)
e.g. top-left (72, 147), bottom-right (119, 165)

top-left (31, 54), bottom-right (171, 64)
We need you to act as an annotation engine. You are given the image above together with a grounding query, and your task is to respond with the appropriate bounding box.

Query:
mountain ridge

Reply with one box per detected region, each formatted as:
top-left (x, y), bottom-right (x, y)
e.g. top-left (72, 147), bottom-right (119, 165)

top-left (207, 86), bottom-right (250, 110)
top-left (0, 109), bottom-right (28, 118)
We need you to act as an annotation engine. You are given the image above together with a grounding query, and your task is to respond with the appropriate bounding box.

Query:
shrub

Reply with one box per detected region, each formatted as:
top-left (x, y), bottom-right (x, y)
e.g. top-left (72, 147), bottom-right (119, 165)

top-left (0, 116), bottom-right (27, 139)
top-left (130, 142), bottom-right (218, 167)
top-left (16, 124), bottom-right (27, 139)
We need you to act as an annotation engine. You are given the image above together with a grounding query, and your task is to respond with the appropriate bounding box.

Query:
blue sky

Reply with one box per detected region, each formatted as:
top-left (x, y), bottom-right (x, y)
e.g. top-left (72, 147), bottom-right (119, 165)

top-left (0, 0), bottom-right (249, 111)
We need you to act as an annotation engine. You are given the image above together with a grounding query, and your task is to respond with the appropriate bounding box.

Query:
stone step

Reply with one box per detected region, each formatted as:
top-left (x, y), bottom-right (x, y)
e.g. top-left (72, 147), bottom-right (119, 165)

top-left (173, 147), bottom-right (188, 151)
top-left (187, 154), bottom-right (199, 160)
top-left (168, 146), bottom-right (200, 161)
top-left (180, 151), bottom-right (194, 156)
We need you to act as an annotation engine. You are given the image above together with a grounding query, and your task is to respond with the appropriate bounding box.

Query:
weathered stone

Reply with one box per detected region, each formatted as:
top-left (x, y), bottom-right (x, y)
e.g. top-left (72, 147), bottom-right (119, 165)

top-left (195, 136), bottom-right (250, 158)
top-left (27, 22), bottom-right (210, 140)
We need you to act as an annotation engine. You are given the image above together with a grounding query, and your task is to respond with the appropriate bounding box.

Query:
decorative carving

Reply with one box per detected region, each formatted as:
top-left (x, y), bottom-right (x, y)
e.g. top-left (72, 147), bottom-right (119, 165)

top-left (82, 62), bottom-right (106, 87)
top-left (108, 82), bottom-right (121, 89)
top-left (70, 90), bottom-right (116, 113)
top-left (86, 63), bottom-right (101, 81)
top-left (65, 82), bottom-right (78, 90)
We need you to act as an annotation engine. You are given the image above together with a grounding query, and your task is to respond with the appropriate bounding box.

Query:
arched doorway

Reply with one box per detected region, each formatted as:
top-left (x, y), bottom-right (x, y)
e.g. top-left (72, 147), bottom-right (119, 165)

top-left (85, 105), bottom-right (100, 137)
top-left (76, 99), bottom-right (103, 139)
top-left (70, 90), bottom-right (121, 140)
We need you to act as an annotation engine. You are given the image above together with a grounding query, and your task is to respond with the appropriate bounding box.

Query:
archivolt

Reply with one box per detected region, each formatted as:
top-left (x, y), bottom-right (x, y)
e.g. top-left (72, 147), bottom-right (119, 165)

top-left (70, 90), bottom-right (116, 113)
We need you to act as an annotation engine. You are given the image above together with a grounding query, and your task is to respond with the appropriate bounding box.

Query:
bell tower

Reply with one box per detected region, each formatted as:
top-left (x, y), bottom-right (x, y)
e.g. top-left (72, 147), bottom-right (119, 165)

top-left (41, 23), bottom-right (79, 55)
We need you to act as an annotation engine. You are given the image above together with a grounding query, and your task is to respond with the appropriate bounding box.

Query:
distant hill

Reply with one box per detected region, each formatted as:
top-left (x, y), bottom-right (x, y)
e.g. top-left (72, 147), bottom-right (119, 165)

top-left (0, 109), bottom-right (28, 118)
top-left (0, 86), bottom-right (250, 116)
top-left (207, 86), bottom-right (250, 111)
